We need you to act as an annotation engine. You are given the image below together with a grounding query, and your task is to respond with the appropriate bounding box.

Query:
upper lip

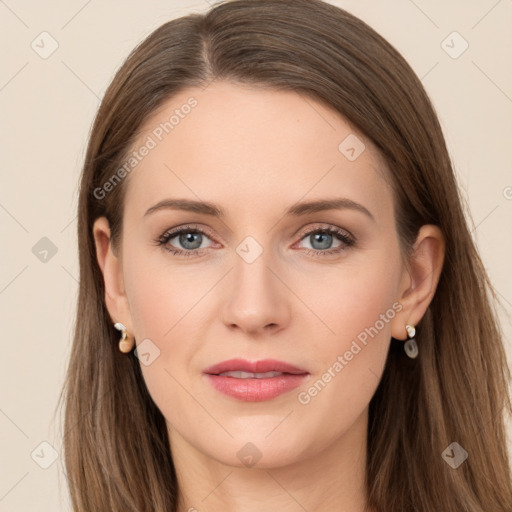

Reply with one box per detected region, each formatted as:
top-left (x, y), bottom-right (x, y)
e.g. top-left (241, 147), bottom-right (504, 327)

top-left (203, 358), bottom-right (309, 375)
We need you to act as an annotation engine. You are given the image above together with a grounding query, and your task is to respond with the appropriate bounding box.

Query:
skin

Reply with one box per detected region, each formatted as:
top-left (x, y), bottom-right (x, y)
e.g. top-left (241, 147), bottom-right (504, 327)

top-left (93, 80), bottom-right (445, 512)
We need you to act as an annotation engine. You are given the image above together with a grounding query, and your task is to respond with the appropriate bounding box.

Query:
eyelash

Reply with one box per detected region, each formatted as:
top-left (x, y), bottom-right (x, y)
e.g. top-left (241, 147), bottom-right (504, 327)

top-left (153, 223), bottom-right (356, 258)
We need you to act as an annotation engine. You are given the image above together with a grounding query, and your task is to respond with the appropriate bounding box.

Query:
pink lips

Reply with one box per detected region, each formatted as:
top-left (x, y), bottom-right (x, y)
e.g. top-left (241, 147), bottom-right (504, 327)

top-left (203, 358), bottom-right (310, 402)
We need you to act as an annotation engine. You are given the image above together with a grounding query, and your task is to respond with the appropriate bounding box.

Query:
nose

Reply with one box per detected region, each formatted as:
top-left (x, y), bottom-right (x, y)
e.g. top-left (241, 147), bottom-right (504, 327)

top-left (221, 244), bottom-right (291, 336)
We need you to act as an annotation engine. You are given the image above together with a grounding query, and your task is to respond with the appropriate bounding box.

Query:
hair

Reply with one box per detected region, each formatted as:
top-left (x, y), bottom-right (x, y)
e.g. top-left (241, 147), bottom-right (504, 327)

top-left (56, 0), bottom-right (512, 510)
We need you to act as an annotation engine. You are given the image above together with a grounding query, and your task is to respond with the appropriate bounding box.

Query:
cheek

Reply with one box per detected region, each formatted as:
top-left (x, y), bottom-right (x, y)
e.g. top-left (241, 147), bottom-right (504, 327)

top-left (124, 266), bottom-right (171, 339)
top-left (121, 248), bottom-right (212, 395)
top-left (306, 256), bottom-right (400, 354)
top-left (123, 248), bottom-right (206, 339)
top-left (299, 256), bottom-right (399, 413)
top-left (121, 254), bottom-right (201, 419)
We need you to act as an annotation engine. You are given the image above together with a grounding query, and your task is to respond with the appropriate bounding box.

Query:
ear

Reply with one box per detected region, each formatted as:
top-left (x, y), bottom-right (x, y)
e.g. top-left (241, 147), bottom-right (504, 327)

top-left (391, 224), bottom-right (445, 340)
top-left (92, 217), bottom-right (133, 335)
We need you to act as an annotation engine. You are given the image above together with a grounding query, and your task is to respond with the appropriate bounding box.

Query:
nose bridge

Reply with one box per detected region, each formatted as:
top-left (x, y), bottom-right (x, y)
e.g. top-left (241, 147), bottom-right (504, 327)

top-left (232, 234), bottom-right (277, 300)
top-left (222, 232), bottom-right (289, 333)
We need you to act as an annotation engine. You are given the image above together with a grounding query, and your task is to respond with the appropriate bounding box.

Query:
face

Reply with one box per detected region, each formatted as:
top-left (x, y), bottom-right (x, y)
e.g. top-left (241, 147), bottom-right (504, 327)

top-left (105, 81), bottom-right (410, 468)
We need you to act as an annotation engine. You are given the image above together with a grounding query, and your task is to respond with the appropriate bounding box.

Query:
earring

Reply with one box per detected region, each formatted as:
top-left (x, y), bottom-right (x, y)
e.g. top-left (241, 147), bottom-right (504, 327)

top-left (114, 322), bottom-right (135, 353)
top-left (404, 324), bottom-right (418, 359)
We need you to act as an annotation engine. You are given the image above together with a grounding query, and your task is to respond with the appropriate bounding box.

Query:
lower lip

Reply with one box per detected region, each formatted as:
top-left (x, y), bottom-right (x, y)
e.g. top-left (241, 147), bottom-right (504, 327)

top-left (204, 373), bottom-right (309, 402)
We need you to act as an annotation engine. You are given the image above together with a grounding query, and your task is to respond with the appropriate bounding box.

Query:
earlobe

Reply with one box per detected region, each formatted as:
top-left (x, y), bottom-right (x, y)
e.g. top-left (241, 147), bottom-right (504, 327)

top-left (391, 224), bottom-right (445, 340)
top-left (92, 217), bottom-right (133, 332)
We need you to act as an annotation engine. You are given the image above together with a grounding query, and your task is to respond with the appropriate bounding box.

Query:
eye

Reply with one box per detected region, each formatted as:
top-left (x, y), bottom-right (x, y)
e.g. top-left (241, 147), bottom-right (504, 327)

top-left (294, 225), bottom-right (355, 257)
top-left (154, 224), bottom-right (216, 257)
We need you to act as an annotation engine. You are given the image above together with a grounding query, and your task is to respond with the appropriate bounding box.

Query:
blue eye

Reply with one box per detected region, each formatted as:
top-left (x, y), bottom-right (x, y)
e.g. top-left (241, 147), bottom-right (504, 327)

top-left (299, 229), bottom-right (351, 252)
top-left (154, 224), bottom-right (355, 258)
top-left (293, 226), bottom-right (355, 258)
top-left (155, 224), bottom-right (215, 257)
top-left (171, 231), bottom-right (205, 251)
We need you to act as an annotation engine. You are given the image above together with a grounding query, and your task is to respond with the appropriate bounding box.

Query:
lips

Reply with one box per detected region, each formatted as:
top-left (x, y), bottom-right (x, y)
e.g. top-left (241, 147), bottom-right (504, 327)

top-left (203, 358), bottom-right (309, 376)
top-left (203, 358), bottom-right (310, 402)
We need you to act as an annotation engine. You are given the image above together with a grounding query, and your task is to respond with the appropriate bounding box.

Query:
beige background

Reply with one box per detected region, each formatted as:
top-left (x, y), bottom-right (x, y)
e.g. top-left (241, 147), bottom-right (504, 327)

top-left (1, 0), bottom-right (511, 509)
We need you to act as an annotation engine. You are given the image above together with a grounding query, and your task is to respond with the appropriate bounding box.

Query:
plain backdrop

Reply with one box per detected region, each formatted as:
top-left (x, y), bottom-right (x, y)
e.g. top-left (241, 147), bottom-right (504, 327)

top-left (1, 0), bottom-right (511, 509)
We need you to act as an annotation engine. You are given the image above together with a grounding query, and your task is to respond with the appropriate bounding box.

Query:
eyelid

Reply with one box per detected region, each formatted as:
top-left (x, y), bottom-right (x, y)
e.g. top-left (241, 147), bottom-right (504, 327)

top-left (160, 223), bottom-right (217, 241)
top-left (295, 222), bottom-right (354, 241)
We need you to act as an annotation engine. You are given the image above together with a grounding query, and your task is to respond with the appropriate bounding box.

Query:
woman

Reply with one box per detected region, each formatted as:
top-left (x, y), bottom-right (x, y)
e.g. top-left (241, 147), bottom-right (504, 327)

top-left (58, 0), bottom-right (512, 510)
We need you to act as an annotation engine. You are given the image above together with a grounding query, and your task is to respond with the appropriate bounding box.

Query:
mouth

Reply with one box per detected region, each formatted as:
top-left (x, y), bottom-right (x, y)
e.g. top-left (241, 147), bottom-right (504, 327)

top-left (203, 358), bottom-right (309, 376)
top-left (216, 370), bottom-right (293, 378)
top-left (203, 359), bottom-right (310, 401)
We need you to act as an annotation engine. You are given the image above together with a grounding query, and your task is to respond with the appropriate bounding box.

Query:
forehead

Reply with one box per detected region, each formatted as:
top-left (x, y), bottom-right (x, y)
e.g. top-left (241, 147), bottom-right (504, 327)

top-left (122, 81), bottom-right (393, 223)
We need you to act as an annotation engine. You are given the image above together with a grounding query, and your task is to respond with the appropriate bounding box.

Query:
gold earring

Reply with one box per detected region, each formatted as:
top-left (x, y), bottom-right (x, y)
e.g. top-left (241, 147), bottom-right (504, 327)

top-left (404, 324), bottom-right (418, 359)
top-left (114, 322), bottom-right (135, 353)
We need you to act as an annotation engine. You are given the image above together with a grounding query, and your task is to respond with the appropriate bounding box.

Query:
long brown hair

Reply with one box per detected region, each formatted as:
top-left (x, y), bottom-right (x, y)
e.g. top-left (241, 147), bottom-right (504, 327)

top-left (56, 0), bottom-right (512, 510)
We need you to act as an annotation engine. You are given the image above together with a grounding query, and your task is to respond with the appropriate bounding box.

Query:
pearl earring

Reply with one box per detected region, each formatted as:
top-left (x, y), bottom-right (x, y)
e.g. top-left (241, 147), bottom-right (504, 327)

top-left (114, 322), bottom-right (135, 353)
top-left (404, 324), bottom-right (418, 359)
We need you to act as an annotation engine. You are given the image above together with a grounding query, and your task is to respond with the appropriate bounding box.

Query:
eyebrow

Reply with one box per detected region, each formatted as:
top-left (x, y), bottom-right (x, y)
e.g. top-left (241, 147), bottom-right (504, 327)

top-left (144, 197), bottom-right (375, 222)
